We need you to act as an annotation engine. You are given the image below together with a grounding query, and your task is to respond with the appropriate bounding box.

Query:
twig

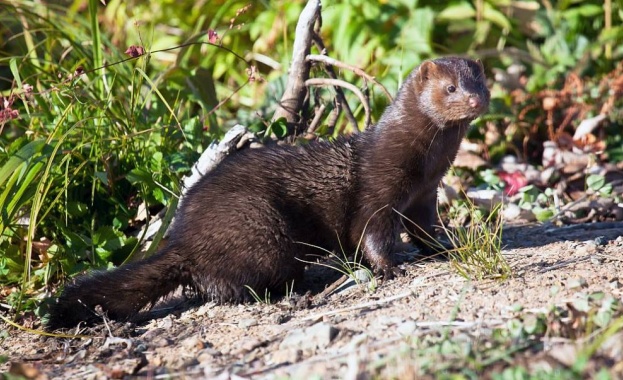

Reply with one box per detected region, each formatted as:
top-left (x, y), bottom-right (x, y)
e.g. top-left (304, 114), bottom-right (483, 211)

top-left (307, 54), bottom-right (393, 102)
top-left (545, 221), bottom-right (623, 234)
top-left (325, 98), bottom-right (341, 135)
top-left (307, 103), bottom-right (326, 134)
top-left (303, 289), bottom-right (414, 321)
top-left (305, 78), bottom-right (371, 130)
top-left (311, 33), bottom-right (359, 132)
top-left (206, 78), bottom-right (250, 116)
top-left (315, 274), bottom-right (349, 299)
top-left (272, 0), bottom-right (321, 125)
top-left (536, 255), bottom-right (590, 274)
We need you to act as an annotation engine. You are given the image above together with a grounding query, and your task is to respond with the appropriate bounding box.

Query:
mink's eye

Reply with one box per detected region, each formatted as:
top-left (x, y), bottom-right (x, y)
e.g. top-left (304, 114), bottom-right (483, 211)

top-left (447, 85), bottom-right (456, 93)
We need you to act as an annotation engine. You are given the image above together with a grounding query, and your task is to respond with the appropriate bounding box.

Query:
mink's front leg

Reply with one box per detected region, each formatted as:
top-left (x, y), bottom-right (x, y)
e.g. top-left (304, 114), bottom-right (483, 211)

top-left (358, 208), bottom-right (405, 279)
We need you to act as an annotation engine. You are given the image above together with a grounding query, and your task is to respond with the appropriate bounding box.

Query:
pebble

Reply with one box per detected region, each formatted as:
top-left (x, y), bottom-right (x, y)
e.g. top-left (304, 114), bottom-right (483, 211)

top-left (279, 322), bottom-right (339, 351)
top-left (181, 335), bottom-right (205, 351)
top-left (238, 318), bottom-right (258, 329)
top-left (567, 277), bottom-right (588, 290)
top-left (271, 348), bottom-right (302, 364)
top-left (397, 320), bottom-right (417, 337)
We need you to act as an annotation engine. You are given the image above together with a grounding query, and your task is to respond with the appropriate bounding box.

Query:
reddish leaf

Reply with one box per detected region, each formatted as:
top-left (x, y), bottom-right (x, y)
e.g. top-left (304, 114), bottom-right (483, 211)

top-left (498, 170), bottom-right (528, 196)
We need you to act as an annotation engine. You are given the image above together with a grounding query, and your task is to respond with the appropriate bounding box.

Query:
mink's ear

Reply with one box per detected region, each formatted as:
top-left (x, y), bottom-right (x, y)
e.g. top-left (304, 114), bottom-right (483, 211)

top-left (418, 61), bottom-right (437, 81)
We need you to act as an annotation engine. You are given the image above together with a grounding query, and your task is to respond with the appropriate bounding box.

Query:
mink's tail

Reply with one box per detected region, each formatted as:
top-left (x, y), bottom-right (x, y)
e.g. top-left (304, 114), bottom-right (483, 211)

top-left (46, 247), bottom-right (192, 330)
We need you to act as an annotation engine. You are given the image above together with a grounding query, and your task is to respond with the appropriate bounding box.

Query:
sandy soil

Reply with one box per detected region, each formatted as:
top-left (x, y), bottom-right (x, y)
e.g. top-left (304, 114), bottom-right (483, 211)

top-left (2, 221), bottom-right (623, 379)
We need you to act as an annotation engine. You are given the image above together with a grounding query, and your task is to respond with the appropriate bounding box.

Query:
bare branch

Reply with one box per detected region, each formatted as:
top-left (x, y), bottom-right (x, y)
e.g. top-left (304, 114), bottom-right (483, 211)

top-left (307, 54), bottom-right (394, 101)
top-left (311, 33), bottom-right (358, 131)
top-left (306, 103), bottom-right (326, 134)
top-left (305, 78), bottom-right (371, 130)
top-left (272, 0), bottom-right (321, 125)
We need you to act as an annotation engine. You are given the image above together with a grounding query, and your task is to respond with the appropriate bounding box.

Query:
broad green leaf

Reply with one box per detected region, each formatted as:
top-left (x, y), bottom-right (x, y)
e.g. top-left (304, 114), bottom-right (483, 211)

top-left (533, 207), bottom-right (554, 222)
top-left (586, 174), bottom-right (606, 191)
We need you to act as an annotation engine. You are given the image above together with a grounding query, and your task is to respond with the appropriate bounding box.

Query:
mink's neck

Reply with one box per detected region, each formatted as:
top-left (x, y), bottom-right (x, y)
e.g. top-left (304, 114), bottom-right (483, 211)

top-left (360, 78), bottom-right (468, 177)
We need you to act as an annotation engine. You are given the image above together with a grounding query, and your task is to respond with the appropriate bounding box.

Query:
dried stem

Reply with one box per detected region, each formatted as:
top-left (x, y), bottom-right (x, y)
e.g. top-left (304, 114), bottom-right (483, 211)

top-left (305, 78), bottom-right (371, 130)
top-left (307, 54), bottom-right (393, 101)
top-left (311, 33), bottom-right (358, 132)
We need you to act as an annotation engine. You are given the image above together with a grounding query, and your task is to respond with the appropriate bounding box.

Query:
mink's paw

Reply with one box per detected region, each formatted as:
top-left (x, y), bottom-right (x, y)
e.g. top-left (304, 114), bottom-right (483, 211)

top-left (381, 265), bottom-right (406, 281)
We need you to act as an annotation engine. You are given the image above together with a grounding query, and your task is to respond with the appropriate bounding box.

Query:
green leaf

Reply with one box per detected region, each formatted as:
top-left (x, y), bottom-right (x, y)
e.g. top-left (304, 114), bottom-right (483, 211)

top-left (126, 168), bottom-right (154, 185)
top-left (437, 2), bottom-right (475, 21)
top-left (66, 201), bottom-right (88, 218)
top-left (0, 140), bottom-right (47, 189)
top-left (483, 3), bottom-right (511, 30)
top-left (270, 117), bottom-right (288, 138)
top-left (586, 174), bottom-right (605, 191)
top-left (533, 207), bottom-right (554, 222)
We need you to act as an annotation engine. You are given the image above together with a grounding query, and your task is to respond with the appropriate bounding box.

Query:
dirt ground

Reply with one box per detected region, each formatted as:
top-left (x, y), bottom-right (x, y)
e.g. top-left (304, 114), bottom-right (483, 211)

top-left (2, 221), bottom-right (623, 379)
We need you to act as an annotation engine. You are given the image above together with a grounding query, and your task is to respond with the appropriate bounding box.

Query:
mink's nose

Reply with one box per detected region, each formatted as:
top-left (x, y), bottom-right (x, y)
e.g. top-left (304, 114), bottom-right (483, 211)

top-left (468, 96), bottom-right (481, 109)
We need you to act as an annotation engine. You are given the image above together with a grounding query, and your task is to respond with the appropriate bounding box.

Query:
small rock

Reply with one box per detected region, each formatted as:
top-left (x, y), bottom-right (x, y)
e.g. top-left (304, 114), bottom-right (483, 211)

top-left (609, 280), bottom-right (621, 289)
top-left (548, 344), bottom-right (578, 367)
top-left (576, 241), bottom-right (599, 255)
top-left (567, 277), bottom-right (588, 290)
top-left (141, 328), bottom-right (165, 342)
top-left (8, 362), bottom-right (46, 380)
top-left (196, 347), bottom-right (220, 364)
top-left (240, 337), bottom-right (262, 352)
top-left (157, 316), bottom-right (174, 329)
top-left (397, 320), bottom-right (417, 336)
top-left (601, 332), bottom-right (623, 361)
top-left (590, 255), bottom-right (604, 265)
top-left (375, 316), bottom-right (403, 329)
top-left (238, 318), bottom-right (258, 329)
top-left (273, 313), bottom-right (290, 324)
top-left (279, 322), bottom-right (339, 351)
top-left (108, 357), bottom-right (147, 378)
top-left (133, 344), bottom-right (148, 354)
top-left (502, 203), bottom-right (536, 222)
top-left (271, 349), bottom-right (302, 364)
top-left (152, 337), bottom-right (172, 348)
top-left (182, 335), bottom-right (205, 351)
top-left (336, 269), bottom-right (375, 295)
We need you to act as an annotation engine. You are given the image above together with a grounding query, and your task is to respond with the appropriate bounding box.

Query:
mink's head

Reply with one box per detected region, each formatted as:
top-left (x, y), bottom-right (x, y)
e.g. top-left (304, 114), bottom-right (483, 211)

top-left (412, 57), bottom-right (490, 128)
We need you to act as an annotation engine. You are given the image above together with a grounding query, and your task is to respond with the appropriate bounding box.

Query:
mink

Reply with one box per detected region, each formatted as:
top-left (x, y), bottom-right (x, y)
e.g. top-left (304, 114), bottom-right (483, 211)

top-left (47, 57), bottom-right (490, 330)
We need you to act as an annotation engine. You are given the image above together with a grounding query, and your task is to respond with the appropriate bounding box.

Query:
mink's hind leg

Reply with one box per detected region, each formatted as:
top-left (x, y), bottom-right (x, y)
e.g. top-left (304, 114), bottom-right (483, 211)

top-left (179, 197), bottom-right (307, 304)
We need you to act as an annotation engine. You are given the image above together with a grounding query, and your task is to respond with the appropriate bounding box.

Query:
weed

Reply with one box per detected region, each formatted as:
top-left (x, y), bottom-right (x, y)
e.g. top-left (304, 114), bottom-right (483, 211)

top-left (397, 197), bottom-right (510, 281)
top-left (244, 285), bottom-right (272, 305)
top-left (443, 200), bottom-right (510, 281)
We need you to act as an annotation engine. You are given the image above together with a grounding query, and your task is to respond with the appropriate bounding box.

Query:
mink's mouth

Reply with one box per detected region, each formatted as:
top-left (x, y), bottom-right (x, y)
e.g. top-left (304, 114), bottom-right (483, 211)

top-left (448, 107), bottom-right (488, 122)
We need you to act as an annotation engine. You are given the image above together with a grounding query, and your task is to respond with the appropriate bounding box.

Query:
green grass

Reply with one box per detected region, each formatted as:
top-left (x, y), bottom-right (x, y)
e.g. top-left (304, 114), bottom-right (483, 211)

top-left (0, 1), bottom-right (255, 315)
top-left (443, 200), bottom-right (510, 281)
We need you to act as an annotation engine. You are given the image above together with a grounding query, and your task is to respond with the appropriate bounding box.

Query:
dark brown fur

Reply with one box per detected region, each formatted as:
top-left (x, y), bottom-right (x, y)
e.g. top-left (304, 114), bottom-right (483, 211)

top-left (47, 57), bottom-right (489, 330)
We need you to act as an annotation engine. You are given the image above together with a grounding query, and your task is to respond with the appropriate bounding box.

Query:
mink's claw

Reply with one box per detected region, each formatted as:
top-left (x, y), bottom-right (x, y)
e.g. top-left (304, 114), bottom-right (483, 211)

top-left (381, 265), bottom-right (406, 281)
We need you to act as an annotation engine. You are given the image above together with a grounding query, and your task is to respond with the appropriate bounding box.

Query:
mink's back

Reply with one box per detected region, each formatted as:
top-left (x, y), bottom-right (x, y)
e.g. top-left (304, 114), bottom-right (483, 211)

top-left (170, 137), bottom-right (359, 259)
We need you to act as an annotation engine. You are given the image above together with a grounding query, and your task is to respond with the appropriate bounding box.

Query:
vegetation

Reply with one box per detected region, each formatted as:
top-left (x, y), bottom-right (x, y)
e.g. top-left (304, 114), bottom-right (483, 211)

top-left (1, 0), bottom-right (623, 377)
